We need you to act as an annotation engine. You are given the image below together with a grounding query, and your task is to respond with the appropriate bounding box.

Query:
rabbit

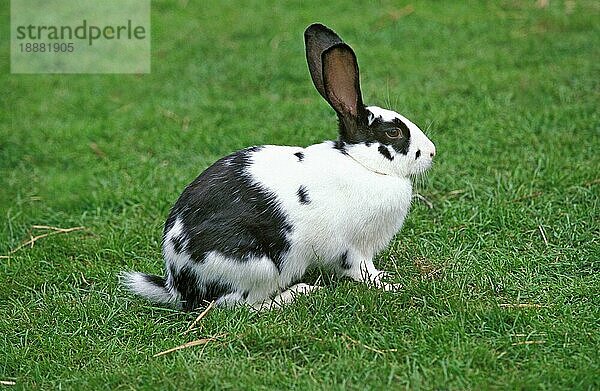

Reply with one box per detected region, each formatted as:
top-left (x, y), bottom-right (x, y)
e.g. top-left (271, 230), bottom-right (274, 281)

top-left (121, 23), bottom-right (436, 311)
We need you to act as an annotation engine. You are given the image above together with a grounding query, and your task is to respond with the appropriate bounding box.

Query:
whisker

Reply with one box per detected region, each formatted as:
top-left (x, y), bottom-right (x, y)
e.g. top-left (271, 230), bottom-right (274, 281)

top-left (410, 168), bottom-right (433, 192)
top-left (424, 119), bottom-right (435, 136)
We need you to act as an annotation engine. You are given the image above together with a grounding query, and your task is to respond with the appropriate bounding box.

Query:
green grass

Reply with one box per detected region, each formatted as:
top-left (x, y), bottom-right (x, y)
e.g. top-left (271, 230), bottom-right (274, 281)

top-left (1, 1), bottom-right (599, 389)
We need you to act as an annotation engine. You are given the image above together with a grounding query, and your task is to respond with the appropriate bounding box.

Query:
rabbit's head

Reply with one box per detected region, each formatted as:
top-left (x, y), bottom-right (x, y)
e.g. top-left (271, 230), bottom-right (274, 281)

top-left (305, 23), bottom-right (436, 177)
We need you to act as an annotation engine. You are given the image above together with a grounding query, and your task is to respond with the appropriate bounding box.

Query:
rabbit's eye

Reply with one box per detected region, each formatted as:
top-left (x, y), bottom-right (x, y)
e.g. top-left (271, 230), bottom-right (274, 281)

top-left (386, 129), bottom-right (402, 139)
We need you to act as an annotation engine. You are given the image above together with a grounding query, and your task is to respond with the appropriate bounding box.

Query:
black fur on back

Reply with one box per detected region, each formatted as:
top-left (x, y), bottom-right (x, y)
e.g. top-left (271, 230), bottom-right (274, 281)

top-left (163, 147), bottom-right (293, 308)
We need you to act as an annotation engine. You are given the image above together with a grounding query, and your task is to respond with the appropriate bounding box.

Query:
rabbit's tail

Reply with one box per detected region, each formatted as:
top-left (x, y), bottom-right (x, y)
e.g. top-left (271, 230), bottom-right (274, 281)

top-left (120, 271), bottom-right (175, 305)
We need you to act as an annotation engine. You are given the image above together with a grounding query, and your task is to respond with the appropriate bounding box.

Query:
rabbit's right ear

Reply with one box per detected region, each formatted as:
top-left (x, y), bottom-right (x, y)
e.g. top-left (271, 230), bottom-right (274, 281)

top-left (321, 43), bottom-right (366, 142)
top-left (304, 23), bottom-right (343, 100)
top-left (305, 24), bottom-right (366, 142)
top-left (321, 44), bottom-right (364, 120)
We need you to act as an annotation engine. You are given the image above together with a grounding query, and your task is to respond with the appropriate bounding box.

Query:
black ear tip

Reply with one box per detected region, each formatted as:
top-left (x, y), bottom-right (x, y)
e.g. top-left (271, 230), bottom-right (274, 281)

top-left (304, 23), bottom-right (337, 38)
top-left (306, 22), bottom-right (327, 30)
top-left (305, 23), bottom-right (328, 33)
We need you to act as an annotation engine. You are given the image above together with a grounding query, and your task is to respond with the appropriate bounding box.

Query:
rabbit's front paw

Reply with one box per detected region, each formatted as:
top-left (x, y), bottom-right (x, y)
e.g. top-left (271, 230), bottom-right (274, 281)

top-left (373, 272), bottom-right (401, 292)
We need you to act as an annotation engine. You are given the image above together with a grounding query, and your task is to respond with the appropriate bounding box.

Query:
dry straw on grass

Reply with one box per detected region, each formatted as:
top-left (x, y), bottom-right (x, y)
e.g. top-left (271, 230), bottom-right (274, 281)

top-left (153, 334), bottom-right (225, 358)
top-left (1, 225), bottom-right (85, 258)
top-left (342, 334), bottom-right (398, 355)
top-left (184, 301), bottom-right (215, 335)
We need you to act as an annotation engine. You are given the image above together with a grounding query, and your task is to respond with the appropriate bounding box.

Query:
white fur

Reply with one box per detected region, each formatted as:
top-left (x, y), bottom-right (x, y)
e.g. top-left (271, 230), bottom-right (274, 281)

top-left (247, 140), bottom-right (413, 291)
top-left (120, 271), bottom-right (174, 304)
top-left (162, 219), bottom-right (189, 277)
top-left (201, 251), bottom-right (280, 304)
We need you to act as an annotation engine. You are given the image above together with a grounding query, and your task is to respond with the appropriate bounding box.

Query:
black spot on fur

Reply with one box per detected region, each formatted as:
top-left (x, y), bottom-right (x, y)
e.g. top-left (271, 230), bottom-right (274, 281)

top-left (144, 274), bottom-right (166, 287)
top-left (297, 186), bottom-right (310, 205)
top-left (415, 149), bottom-right (421, 159)
top-left (337, 107), bottom-right (370, 145)
top-left (333, 139), bottom-right (348, 155)
top-left (170, 267), bottom-right (234, 310)
top-left (164, 146), bottom-right (292, 273)
top-left (294, 151), bottom-right (304, 161)
top-left (242, 290), bottom-right (249, 300)
top-left (336, 110), bottom-right (412, 156)
top-left (378, 145), bottom-right (394, 161)
top-left (171, 266), bottom-right (203, 311)
top-left (366, 114), bottom-right (411, 155)
top-left (203, 280), bottom-right (233, 302)
top-left (340, 251), bottom-right (351, 269)
top-left (163, 219), bottom-right (175, 240)
top-left (390, 118), bottom-right (411, 155)
top-left (171, 235), bottom-right (185, 254)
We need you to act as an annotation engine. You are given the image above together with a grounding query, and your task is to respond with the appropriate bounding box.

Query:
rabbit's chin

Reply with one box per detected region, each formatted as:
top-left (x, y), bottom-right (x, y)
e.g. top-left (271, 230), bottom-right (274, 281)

top-left (410, 160), bottom-right (433, 176)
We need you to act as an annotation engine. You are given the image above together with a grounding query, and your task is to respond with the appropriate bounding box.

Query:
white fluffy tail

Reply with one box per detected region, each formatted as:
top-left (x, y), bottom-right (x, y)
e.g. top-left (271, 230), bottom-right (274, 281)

top-left (120, 271), bottom-right (175, 305)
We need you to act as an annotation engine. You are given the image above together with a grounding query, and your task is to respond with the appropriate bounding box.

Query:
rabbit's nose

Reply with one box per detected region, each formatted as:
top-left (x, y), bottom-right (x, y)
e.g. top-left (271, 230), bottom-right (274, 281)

top-left (430, 146), bottom-right (436, 158)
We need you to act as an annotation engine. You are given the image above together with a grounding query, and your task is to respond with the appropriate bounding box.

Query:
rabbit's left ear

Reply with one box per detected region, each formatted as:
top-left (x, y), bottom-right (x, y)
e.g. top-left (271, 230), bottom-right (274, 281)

top-left (322, 43), bottom-right (366, 141)
top-left (304, 23), bottom-right (344, 101)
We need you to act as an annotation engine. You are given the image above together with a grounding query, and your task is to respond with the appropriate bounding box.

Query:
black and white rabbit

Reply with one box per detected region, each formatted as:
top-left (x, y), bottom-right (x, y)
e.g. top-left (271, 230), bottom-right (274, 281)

top-left (122, 23), bottom-right (436, 311)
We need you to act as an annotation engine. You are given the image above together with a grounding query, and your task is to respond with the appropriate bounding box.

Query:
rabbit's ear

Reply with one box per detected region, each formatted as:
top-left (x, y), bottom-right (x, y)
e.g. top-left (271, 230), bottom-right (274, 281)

top-left (304, 23), bottom-right (343, 100)
top-left (322, 43), bottom-right (365, 133)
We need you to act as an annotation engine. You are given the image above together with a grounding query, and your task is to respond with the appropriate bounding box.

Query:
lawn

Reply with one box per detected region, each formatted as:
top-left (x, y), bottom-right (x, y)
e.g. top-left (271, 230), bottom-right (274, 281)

top-left (1, 1), bottom-right (599, 389)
